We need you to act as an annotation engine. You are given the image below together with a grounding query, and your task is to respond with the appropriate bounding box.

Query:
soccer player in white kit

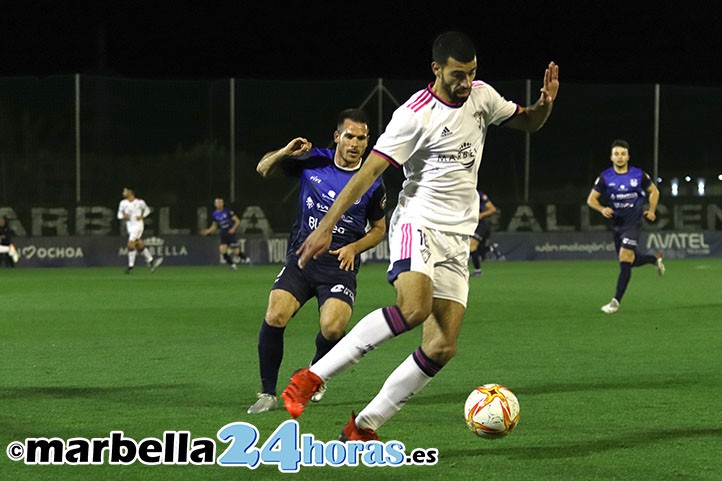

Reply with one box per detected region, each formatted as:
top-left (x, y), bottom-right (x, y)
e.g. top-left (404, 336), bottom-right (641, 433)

top-left (117, 187), bottom-right (163, 273)
top-left (282, 31), bottom-right (560, 440)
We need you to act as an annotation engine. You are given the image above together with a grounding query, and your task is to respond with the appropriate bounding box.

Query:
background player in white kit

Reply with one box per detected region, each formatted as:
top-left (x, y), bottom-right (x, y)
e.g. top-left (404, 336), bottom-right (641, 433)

top-left (117, 187), bottom-right (163, 274)
top-left (282, 31), bottom-right (559, 441)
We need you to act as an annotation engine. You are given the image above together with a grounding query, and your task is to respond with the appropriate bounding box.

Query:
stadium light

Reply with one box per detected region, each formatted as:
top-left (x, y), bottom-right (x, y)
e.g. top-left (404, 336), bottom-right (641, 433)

top-left (671, 177), bottom-right (679, 197)
top-left (684, 176), bottom-right (692, 182)
top-left (697, 178), bottom-right (705, 196)
top-left (718, 174), bottom-right (722, 181)
top-left (656, 177), bottom-right (662, 184)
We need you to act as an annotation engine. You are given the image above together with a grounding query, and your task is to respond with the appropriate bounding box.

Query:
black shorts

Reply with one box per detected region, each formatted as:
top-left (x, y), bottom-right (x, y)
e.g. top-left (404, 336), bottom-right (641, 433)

top-left (613, 222), bottom-right (641, 252)
top-left (272, 253), bottom-right (357, 310)
top-left (472, 220), bottom-right (491, 242)
top-left (219, 232), bottom-right (239, 247)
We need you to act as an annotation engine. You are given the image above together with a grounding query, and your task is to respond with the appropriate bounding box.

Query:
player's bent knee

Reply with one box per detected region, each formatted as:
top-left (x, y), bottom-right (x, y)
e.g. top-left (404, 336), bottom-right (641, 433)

top-left (264, 311), bottom-right (291, 328)
top-left (320, 323), bottom-right (346, 341)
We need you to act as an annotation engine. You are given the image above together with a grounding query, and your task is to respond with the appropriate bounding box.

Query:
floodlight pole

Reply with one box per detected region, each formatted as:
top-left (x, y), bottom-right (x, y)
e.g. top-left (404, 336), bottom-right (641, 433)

top-left (524, 79), bottom-right (531, 203)
top-left (653, 84), bottom-right (660, 182)
top-left (377, 78), bottom-right (384, 138)
top-left (230, 78), bottom-right (236, 203)
top-left (75, 73), bottom-right (81, 203)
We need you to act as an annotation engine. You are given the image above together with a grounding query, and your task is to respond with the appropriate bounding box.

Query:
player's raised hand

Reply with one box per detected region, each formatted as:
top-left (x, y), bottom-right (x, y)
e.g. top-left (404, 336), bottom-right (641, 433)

top-left (284, 137), bottom-right (312, 157)
top-left (296, 228), bottom-right (332, 268)
top-left (539, 62), bottom-right (559, 105)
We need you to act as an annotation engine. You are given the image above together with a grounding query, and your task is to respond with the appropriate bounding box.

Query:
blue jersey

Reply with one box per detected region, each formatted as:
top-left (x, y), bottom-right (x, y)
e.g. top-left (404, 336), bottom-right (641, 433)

top-left (212, 208), bottom-right (237, 232)
top-left (284, 148), bottom-right (386, 269)
top-left (477, 190), bottom-right (490, 225)
top-left (478, 190), bottom-right (490, 212)
top-left (592, 166), bottom-right (652, 226)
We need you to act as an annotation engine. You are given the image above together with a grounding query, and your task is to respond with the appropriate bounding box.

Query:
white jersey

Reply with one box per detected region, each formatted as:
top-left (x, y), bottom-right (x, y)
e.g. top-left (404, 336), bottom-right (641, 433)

top-left (373, 81), bottom-right (518, 234)
top-left (117, 198), bottom-right (150, 230)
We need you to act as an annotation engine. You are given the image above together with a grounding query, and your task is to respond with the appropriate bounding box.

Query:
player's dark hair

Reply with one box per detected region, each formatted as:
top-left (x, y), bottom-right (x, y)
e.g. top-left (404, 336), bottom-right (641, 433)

top-left (337, 108), bottom-right (368, 131)
top-left (432, 31), bottom-right (476, 65)
top-left (611, 139), bottom-right (630, 151)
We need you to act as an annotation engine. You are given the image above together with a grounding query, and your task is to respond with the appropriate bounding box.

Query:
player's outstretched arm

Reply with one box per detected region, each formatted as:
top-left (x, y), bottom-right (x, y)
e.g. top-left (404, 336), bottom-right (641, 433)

top-left (505, 62), bottom-right (559, 133)
top-left (297, 153), bottom-right (389, 268)
top-left (257, 137), bottom-right (312, 177)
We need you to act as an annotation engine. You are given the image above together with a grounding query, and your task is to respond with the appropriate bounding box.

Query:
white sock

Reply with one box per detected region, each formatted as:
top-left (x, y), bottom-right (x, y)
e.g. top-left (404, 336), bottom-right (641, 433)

top-left (128, 250), bottom-right (136, 267)
top-left (356, 351), bottom-right (438, 431)
top-left (141, 248), bottom-right (153, 263)
top-left (0, 246), bottom-right (8, 254)
top-left (310, 307), bottom-right (403, 381)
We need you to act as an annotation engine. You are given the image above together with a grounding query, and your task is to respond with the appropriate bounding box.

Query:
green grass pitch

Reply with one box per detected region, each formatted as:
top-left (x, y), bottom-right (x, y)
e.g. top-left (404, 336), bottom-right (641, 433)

top-left (1, 259), bottom-right (720, 480)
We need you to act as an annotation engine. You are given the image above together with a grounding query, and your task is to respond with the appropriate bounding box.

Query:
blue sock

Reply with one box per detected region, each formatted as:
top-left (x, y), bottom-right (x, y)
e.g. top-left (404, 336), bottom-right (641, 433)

top-left (632, 254), bottom-right (656, 267)
top-left (470, 250), bottom-right (481, 269)
top-left (614, 261), bottom-right (632, 302)
top-left (258, 321), bottom-right (285, 395)
top-left (311, 331), bottom-right (343, 365)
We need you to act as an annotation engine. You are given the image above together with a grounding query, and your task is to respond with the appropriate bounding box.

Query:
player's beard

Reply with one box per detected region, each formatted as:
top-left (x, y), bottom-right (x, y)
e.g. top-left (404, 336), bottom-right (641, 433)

top-left (441, 81), bottom-right (470, 104)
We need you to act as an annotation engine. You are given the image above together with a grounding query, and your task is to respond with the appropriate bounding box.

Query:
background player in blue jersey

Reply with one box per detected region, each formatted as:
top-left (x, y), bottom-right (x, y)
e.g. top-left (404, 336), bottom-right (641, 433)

top-left (587, 139), bottom-right (665, 314)
top-left (202, 197), bottom-right (251, 270)
top-left (247, 108), bottom-right (387, 413)
top-left (469, 189), bottom-right (502, 277)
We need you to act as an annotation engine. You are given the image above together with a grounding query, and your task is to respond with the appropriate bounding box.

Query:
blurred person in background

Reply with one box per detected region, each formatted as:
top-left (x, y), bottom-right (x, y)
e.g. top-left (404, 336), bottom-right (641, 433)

top-left (587, 139), bottom-right (664, 314)
top-left (117, 187), bottom-right (163, 274)
top-left (0, 216), bottom-right (19, 267)
top-left (202, 197), bottom-right (252, 270)
top-left (469, 189), bottom-right (503, 277)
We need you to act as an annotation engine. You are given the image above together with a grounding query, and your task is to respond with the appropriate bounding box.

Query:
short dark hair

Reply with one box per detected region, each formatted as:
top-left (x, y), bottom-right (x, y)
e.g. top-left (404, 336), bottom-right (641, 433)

top-left (432, 31), bottom-right (476, 65)
top-left (337, 108), bottom-right (368, 132)
top-left (611, 139), bottom-right (630, 151)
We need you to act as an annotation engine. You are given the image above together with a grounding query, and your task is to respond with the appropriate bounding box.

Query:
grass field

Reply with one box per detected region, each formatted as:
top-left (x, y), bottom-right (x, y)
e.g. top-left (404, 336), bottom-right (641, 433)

top-left (1, 259), bottom-right (720, 481)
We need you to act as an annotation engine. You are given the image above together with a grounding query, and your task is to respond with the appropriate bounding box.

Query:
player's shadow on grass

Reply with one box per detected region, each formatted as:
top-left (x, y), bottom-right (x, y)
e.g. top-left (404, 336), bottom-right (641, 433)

top-left (441, 426), bottom-right (722, 460)
top-left (412, 377), bottom-right (695, 407)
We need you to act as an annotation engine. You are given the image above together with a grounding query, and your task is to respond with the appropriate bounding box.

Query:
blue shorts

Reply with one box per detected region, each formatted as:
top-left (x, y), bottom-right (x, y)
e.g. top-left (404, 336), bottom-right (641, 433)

top-left (219, 232), bottom-right (238, 247)
top-left (272, 253), bottom-right (357, 310)
top-left (613, 223), bottom-right (641, 252)
top-left (472, 220), bottom-right (491, 242)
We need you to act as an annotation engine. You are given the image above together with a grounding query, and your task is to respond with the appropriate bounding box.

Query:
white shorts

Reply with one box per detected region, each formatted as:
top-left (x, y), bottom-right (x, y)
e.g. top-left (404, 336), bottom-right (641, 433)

top-left (387, 213), bottom-right (470, 307)
top-left (127, 223), bottom-right (144, 242)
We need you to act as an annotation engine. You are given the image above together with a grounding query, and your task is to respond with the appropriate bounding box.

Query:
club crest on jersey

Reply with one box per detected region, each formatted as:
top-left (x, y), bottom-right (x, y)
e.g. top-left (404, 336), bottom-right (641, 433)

top-left (630, 178), bottom-right (638, 187)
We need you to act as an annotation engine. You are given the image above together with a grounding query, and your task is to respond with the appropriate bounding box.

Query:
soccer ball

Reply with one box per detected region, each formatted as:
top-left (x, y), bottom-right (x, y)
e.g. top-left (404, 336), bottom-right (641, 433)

top-left (464, 384), bottom-right (520, 439)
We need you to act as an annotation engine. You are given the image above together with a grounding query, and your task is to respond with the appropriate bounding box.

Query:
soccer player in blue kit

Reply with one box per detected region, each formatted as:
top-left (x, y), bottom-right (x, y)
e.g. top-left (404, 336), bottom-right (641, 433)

top-left (202, 197), bottom-right (251, 270)
top-left (247, 109), bottom-right (387, 414)
top-left (469, 189), bottom-right (499, 277)
top-left (587, 139), bottom-right (665, 314)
